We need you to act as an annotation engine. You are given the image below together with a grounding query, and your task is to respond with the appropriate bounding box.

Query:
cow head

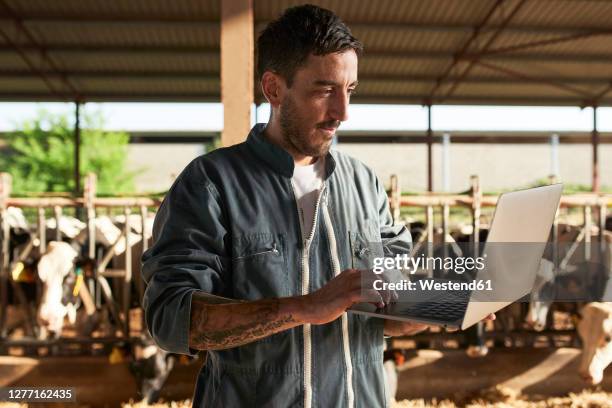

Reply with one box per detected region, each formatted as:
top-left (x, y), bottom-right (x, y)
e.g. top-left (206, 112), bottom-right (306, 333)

top-left (37, 241), bottom-right (78, 337)
top-left (577, 302), bottom-right (612, 385)
top-left (525, 259), bottom-right (556, 331)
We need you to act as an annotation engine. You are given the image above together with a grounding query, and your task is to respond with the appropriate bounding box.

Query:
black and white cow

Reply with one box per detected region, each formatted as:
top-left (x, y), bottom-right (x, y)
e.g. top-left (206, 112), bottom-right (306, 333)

top-left (525, 226), bottom-right (611, 332)
top-left (577, 302), bottom-right (612, 385)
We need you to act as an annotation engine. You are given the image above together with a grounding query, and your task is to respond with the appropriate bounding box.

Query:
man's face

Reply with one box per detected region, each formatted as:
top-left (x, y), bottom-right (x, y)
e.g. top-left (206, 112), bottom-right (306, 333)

top-left (278, 50), bottom-right (358, 158)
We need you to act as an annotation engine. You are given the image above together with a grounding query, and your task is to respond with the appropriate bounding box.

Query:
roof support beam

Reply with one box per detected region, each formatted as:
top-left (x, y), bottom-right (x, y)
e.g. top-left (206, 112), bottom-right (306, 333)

top-left (478, 29), bottom-right (612, 56)
top-left (0, 0), bottom-right (81, 101)
top-left (0, 70), bottom-right (220, 80)
top-left (0, 92), bottom-right (221, 102)
top-left (0, 44), bottom-right (219, 56)
top-left (4, 11), bottom-right (611, 37)
top-left (1, 44), bottom-right (611, 65)
top-left (438, 0), bottom-right (529, 104)
top-left (367, 49), bottom-right (612, 64)
top-left (0, 12), bottom-right (219, 24)
top-left (589, 81), bottom-right (612, 106)
top-left (426, 0), bottom-right (505, 103)
top-left (475, 60), bottom-right (593, 98)
top-left (4, 70), bottom-right (612, 86)
top-left (221, 0), bottom-right (253, 147)
top-left (0, 0), bottom-right (80, 100)
top-left (0, 92), bottom-right (608, 106)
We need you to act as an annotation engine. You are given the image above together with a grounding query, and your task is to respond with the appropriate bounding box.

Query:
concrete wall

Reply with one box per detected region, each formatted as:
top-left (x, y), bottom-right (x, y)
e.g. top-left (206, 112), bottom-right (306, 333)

top-left (126, 144), bottom-right (206, 193)
top-left (125, 142), bottom-right (610, 193)
top-left (335, 143), bottom-right (612, 192)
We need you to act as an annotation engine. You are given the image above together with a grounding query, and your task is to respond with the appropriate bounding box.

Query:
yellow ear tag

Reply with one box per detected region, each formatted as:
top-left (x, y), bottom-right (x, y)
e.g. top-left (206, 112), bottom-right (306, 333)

top-left (109, 347), bottom-right (125, 364)
top-left (73, 273), bottom-right (84, 297)
top-left (11, 262), bottom-right (24, 281)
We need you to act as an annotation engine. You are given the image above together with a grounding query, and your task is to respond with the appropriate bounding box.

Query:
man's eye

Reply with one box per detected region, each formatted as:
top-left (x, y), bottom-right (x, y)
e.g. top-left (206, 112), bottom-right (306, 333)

top-left (324, 88), bottom-right (334, 95)
top-left (348, 88), bottom-right (357, 95)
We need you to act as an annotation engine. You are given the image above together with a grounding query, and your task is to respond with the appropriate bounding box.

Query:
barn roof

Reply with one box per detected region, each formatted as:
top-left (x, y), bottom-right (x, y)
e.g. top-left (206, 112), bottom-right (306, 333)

top-left (1, 0), bottom-right (611, 106)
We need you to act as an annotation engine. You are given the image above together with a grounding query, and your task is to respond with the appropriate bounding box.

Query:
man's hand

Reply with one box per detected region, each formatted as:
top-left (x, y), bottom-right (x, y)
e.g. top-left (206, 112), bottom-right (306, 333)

top-left (302, 268), bottom-right (394, 325)
top-left (384, 320), bottom-right (431, 337)
top-left (384, 313), bottom-right (496, 337)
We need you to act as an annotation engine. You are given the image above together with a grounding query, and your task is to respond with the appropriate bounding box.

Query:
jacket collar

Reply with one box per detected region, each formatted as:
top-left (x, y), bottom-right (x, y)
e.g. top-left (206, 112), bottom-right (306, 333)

top-left (246, 123), bottom-right (336, 179)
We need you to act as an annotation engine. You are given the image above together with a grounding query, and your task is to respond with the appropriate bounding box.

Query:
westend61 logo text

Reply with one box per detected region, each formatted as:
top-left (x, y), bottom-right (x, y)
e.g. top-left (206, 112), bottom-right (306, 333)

top-left (372, 253), bottom-right (486, 275)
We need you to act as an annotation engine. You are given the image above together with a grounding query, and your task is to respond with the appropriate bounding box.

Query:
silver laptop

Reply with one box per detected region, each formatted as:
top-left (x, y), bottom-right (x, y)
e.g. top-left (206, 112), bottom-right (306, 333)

top-left (349, 183), bottom-right (563, 330)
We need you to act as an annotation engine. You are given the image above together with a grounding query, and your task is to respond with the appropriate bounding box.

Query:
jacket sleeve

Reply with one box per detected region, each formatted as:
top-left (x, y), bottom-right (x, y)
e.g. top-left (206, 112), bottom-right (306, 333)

top-left (375, 175), bottom-right (412, 257)
top-left (141, 160), bottom-right (231, 356)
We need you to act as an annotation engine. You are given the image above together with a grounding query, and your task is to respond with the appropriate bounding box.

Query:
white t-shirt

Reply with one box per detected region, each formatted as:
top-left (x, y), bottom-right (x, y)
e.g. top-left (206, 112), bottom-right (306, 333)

top-left (292, 157), bottom-right (326, 240)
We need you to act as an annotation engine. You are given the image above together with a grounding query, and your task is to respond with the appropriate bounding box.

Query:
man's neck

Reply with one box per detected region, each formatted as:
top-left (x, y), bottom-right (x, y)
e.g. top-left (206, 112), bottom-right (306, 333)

top-left (262, 122), bottom-right (316, 166)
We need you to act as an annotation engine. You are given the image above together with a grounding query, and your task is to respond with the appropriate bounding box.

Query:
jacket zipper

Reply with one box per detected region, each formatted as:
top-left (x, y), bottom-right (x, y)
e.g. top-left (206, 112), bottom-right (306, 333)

top-left (322, 194), bottom-right (355, 408)
top-left (291, 181), bottom-right (326, 408)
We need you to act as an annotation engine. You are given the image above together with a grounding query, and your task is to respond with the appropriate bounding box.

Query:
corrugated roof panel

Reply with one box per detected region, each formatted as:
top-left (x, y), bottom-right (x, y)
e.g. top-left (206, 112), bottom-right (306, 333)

top-left (360, 56), bottom-right (451, 77)
top-left (75, 77), bottom-right (219, 94)
top-left (473, 58), bottom-right (612, 82)
top-left (454, 81), bottom-right (590, 98)
top-left (0, 53), bottom-right (32, 70)
top-left (1, 0), bottom-right (612, 104)
top-left (7, 0), bottom-right (219, 20)
top-left (354, 28), bottom-right (469, 53)
top-left (22, 22), bottom-right (219, 48)
top-left (487, 31), bottom-right (612, 55)
top-left (513, 0), bottom-right (612, 29)
top-left (468, 63), bottom-right (610, 85)
top-left (48, 53), bottom-right (219, 73)
top-left (521, 35), bottom-right (612, 56)
top-left (255, 0), bottom-right (496, 25)
top-left (356, 79), bottom-right (431, 96)
top-left (0, 77), bottom-right (57, 92)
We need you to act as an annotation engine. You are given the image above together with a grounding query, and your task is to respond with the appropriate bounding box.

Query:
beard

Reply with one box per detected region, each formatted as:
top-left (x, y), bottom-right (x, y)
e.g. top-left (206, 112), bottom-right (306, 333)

top-left (279, 94), bottom-right (338, 158)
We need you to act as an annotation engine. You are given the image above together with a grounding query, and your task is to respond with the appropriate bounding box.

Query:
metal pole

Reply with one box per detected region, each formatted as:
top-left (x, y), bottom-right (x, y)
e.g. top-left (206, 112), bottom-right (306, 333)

top-left (390, 175), bottom-right (400, 224)
top-left (470, 175), bottom-right (481, 251)
top-left (54, 206), bottom-right (62, 242)
top-left (592, 107), bottom-right (599, 193)
top-left (123, 206), bottom-right (132, 340)
top-left (138, 206), bottom-right (148, 306)
top-left (427, 105), bottom-right (433, 192)
top-left (584, 205), bottom-right (592, 261)
top-left (37, 207), bottom-right (46, 253)
top-left (426, 205), bottom-right (434, 278)
top-left (548, 175), bottom-right (559, 271)
top-left (74, 101), bottom-right (81, 194)
top-left (0, 173), bottom-right (11, 338)
top-left (550, 133), bottom-right (559, 178)
top-left (442, 133), bottom-right (451, 192)
top-left (442, 203), bottom-right (449, 274)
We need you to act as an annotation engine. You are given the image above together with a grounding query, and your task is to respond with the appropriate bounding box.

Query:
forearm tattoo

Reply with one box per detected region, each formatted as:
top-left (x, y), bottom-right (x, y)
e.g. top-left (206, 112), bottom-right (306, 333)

top-left (189, 296), bottom-right (297, 350)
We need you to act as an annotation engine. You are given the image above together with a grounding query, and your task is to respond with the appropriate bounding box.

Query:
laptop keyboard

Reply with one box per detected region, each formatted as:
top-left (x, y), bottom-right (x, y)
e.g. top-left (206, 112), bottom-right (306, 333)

top-left (396, 300), bottom-right (467, 321)
top-left (384, 286), bottom-right (471, 322)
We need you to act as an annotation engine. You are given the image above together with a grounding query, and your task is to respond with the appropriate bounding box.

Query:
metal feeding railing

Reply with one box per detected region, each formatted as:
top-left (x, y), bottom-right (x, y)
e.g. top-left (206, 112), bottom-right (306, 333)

top-left (0, 173), bottom-right (161, 354)
top-left (388, 174), bottom-right (611, 348)
top-left (0, 172), bottom-right (610, 354)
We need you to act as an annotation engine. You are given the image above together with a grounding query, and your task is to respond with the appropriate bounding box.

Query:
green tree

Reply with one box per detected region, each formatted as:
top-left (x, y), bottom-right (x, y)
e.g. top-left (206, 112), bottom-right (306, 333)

top-left (0, 110), bottom-right (137, 195)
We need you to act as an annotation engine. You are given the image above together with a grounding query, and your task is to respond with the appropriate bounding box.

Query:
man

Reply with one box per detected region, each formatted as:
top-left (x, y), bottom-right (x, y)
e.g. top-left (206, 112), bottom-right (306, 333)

top-left (142, 4), bottom-right (467, 407)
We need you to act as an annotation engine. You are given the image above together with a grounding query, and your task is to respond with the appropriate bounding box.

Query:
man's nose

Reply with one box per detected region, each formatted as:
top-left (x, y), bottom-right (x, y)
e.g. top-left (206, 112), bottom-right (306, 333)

top-left (329, 91), bottom-right (349, 122)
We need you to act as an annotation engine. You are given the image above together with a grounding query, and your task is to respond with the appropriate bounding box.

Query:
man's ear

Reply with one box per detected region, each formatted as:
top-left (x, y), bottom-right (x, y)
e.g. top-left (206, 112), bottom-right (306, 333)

top-left (261, 71), bottom-right (285, 108)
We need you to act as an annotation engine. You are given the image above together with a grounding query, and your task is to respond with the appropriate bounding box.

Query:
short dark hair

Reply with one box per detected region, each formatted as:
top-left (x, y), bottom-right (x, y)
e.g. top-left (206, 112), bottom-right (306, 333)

top-left (257, 4), bottom-right (363, 87)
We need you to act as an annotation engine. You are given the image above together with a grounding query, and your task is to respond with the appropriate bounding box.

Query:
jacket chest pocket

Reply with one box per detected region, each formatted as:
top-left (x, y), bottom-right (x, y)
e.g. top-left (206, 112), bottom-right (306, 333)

top-left (231, 233), bottom-right (289, 300)
top-left (349, 225), bottom-right (384, 271)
